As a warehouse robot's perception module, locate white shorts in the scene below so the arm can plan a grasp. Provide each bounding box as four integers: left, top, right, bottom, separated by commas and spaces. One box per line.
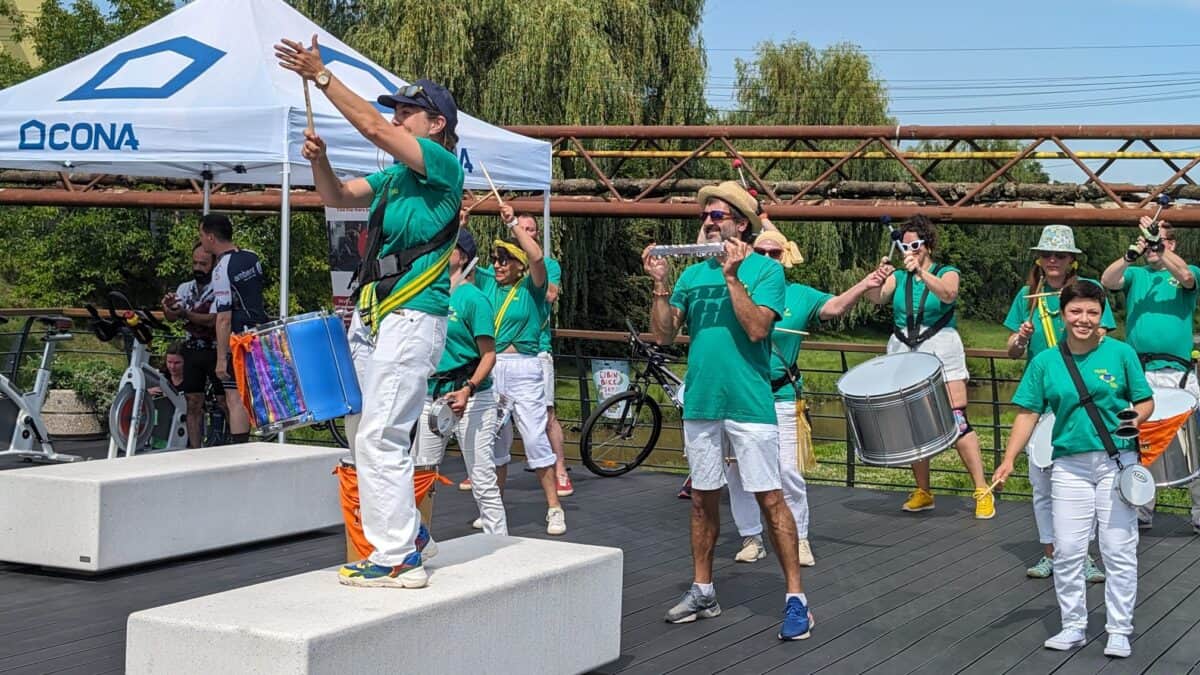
886, 327, 969, 383
493, 353, 554, 469
537, 351, 556, 408
683, 419, 781, 493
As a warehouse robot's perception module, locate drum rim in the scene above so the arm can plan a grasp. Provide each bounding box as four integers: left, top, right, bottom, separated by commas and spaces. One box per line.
837, 351, 946, 397
1149, 385, 1199, 421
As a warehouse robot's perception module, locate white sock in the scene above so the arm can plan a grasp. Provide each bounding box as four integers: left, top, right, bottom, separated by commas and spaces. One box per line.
695, 582, 715, 595
786, 593, 807, 605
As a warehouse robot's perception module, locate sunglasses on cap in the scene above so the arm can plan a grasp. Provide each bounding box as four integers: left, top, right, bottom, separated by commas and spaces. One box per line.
753, 247, 784, 260
701, 210, 735, 223
897, 239, 925, 253
392, 84, 436, 110
1037, 251, 1071, 260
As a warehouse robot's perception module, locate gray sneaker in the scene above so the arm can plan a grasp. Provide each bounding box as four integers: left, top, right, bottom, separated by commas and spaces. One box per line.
664, 584, 722, 624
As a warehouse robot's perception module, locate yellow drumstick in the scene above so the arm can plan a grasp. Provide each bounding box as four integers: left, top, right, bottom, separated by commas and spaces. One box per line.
302, 78, 314, 133
479, 160, 504, 207
1023, 291, 1060, 299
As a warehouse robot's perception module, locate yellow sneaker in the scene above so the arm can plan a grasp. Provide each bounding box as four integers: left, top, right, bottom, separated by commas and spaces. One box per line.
902, 488, 935, 512
974, 488, 996, 520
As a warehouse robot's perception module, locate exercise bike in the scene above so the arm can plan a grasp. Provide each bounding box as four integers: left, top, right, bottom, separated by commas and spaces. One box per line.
0, 313, 83, 463
85, 292, 188, 459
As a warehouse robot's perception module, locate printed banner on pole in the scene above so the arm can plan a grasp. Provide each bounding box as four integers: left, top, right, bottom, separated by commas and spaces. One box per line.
325, 207, 369, 326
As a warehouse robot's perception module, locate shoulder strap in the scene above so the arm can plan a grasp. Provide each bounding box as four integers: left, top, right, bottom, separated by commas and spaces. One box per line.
1058, 341, 1122, 460
894, 265, 953, 348
493, 283, 522, 332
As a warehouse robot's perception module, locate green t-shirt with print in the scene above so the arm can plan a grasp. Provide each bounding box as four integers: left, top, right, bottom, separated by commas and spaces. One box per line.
1120, 265, 1200, 372
475, 266, 548, 355
891, 265, 959, 332
770, 283, 833, 402
1003, 277, 1117, 360
537, 257, 562, 354
670, 254, 786, 424
362, 138, 465, 317
1012, 337, 1153, 459
427, 283, 495, 397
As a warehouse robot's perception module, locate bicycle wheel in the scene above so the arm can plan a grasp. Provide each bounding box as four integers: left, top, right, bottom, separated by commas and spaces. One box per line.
327, 417, 349, 448
580, 390, 662, 477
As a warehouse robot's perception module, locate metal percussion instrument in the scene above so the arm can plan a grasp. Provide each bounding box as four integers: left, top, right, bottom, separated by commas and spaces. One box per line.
836, 352, 957, 467
1027, 412, 1055, 470
1144, 387, 1200, 487
427, 398, 459, 438
647, 243, 724, 258
1118, 463, 1156, 507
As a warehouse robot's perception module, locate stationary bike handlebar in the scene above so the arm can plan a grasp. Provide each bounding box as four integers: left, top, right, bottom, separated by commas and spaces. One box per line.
84, 291, 166, 345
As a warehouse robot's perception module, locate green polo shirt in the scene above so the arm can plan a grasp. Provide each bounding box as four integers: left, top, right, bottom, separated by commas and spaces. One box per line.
1119, 265, 1200, 372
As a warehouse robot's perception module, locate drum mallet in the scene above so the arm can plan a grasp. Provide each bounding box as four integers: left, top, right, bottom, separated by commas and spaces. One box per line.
478, 160, 505, 208
882, 216, 901, 263
1143, 194, 1172, 252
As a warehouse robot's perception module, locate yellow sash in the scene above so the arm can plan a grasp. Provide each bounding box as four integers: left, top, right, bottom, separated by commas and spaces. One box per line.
357, 244, 453, 335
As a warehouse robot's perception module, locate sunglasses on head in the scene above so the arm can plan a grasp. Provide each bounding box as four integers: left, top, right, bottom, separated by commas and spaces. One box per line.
701, 210, 735, 223
753, 248, 784, 260
392, 84, 436, 111
1038, 251, 1071, 260
897, 239, 925, 253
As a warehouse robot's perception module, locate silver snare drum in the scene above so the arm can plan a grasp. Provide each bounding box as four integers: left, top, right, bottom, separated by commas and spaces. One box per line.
1145, 386, 1200, 488
837, 352, 957, 467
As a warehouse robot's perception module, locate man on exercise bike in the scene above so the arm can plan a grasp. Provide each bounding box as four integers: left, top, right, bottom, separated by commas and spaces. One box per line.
161, 243, 222, 448
199, 214, 268, 444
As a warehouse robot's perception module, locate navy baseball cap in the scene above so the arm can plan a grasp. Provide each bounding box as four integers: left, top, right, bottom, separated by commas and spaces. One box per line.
456, 227, 477, 262
378, 79, 458, 136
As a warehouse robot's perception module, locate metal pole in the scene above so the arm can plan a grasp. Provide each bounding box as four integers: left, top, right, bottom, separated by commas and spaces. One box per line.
278, 162, 291, 445
542, 191, 551, 255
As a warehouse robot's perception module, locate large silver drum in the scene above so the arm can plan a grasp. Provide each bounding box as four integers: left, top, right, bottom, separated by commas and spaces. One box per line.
1145, 386, 1200, 488
837, 352, 957, 467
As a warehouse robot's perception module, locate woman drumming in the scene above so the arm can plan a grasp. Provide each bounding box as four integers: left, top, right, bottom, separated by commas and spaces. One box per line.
994, 280, 1152, 659
477, 203, 566, 535
412, 227, 507, 543
1004, 225, 1112, 582
866, 215, 993, 518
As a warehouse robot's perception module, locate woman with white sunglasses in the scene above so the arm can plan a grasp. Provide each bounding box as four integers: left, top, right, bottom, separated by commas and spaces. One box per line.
865, 215, 993, 518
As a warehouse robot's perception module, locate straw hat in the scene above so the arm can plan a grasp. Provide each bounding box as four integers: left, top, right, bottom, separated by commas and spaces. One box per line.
696, 181, 762, 232
1031, 225, 1082, 254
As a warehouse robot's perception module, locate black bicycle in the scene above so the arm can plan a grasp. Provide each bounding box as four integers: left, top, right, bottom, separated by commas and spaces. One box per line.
578, 319, 684, 477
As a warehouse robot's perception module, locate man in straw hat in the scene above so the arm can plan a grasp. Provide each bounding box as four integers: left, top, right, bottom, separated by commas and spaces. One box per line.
1102, 216, 1200, 532
642, 181, 812, 641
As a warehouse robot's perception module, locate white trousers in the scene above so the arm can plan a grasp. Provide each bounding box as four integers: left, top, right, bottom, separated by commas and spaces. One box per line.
1140, 367, 1200, 522
493, 353, 555, 469
413, 389, 508, 535
1028, 457, 1055, 545
343, 309, 446, 567
726, 401, 809, 538
1052, 451, 1139, 635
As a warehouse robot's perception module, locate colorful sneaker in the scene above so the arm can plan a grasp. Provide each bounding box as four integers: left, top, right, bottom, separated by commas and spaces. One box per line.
1085, 555, 1106, 583
664, 584, 721, 623
902, 488, 935, 512
1026, 555, 1053, 579
547, 507, 567, 535
974, 488, 996, 520
778, 597, 813, 640
677, 477, 693, 499
338, 552, 427, 589
458, 477, 472, 491
1043, 628, 1086, 651
1104, 633, 1131, 658
556, 474, 574, 497
734, 535, 766, 563
797, 539, 815, 567
415, 524, 438, 560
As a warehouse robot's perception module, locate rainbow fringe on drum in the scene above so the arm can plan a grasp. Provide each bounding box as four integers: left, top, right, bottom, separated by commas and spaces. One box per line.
231, 329, 308, 430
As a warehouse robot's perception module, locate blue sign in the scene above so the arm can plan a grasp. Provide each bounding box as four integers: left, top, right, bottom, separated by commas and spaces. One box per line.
60, 36, 225, 101
19, 120, 140, 151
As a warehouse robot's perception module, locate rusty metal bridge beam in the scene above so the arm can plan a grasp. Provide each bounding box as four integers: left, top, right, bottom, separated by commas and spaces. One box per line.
504, 124, 1200, 141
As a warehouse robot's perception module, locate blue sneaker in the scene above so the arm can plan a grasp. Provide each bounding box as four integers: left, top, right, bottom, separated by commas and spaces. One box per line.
415, 524, 438, 560
778, 597, 813, 640
338, 551, 428, 588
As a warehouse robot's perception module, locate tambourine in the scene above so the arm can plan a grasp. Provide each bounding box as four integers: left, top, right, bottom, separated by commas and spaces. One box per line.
427, 398, 459, 438
1118, 463, 1155, 507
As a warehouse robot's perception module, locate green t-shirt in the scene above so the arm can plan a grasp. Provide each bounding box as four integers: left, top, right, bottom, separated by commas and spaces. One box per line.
891, 265, 959, 332
537, 257, 562, 354
1120, 265, 1200, 372
475, 266, 548, 355
770, 283, 833, 402
1012, 337, 1153, 459
1003, 277, 1117, 360
362, 138, 465, 317
427, 283, 495, 397
670, 254, 786, 423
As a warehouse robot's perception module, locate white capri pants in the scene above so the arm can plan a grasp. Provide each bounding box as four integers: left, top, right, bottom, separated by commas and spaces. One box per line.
683, 418, 781, 493
413, 389, 507, 535
343, 309, 446, 567
885, 327, 970, 382
1140, 367, 1200, 522
493, 353, 555, 470
1052, 450, 1138, 636
538, 351, 556, 407
727, 401, 809, 539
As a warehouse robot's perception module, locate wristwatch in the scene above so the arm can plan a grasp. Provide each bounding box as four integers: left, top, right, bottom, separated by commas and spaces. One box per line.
464, 380, 478, 395
314, 69, 332, 90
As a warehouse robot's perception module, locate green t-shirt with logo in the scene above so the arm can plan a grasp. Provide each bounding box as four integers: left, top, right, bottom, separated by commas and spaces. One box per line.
770, 283, 833, 402
537, 257, 562, 354
670, 254, 786, 423
475, 266, 548, 355
1120, 265, 1200, 372
362, 138, 464, 317
1003, 277, 1117, 360
1012, 337, 1153, 459
891, 265, 959, 332
427, 283, 495, 397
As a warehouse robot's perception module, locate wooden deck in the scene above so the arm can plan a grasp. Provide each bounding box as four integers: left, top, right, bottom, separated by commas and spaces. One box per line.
3, 441, 1200, 674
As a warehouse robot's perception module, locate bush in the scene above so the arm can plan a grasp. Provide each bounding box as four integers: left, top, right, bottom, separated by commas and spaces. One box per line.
51, 358, 124, 414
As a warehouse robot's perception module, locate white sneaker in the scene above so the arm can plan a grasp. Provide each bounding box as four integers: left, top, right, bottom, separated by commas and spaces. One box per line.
797, 539, 815, 567
1044, 628, 1087, 651
471, 517, 483, 530
546, 507, 566, 535
734, 535, 766, 563
1104, 633, 1131, 658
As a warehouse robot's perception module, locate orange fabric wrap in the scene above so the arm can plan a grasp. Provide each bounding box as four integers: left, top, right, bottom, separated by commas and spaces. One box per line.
229, 332, 256, 420
414, 469, 454, 505
1139, 411, 1193, 467
334, 463, 372, 560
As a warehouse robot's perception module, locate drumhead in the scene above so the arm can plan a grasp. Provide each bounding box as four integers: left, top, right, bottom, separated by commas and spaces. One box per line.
1151, 386, 1199, 421
1118, 464, 1156, 506
837, 352, 944, 398
427, 399, 458, 438
1027, 412, 1055, 469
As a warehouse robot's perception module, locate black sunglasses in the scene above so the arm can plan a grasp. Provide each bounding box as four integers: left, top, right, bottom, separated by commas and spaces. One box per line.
1038, 251, 1071, 260
753, 248, 783, 260
391, 84, 437, 112
492, 255, 516, 266
700, 210, 735, 223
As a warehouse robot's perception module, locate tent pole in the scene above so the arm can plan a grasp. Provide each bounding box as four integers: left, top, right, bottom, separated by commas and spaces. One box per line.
542, 191, 551, 254
202, 181, 211, 215
278, 162, 292, 445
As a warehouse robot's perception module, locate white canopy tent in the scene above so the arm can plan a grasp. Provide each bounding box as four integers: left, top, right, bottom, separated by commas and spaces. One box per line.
0, 0, 553, 315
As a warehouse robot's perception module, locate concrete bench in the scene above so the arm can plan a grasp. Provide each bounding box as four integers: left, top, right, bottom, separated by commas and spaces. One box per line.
0, 442, 346, 572
127, 534, 623, 675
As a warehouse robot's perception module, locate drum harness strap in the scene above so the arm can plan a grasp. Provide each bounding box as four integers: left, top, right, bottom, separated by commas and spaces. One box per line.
1137, 352, 1195, 388
1058, 341, 1136, 468
429, 358, 482, 399
892, 263, 954, 349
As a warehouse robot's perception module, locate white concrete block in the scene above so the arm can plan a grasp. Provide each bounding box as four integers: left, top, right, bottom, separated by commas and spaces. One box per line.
127, 534, 623, 675
0, 443, 346, 572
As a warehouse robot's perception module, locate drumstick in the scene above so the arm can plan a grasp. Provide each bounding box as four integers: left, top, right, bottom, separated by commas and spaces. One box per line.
1024, 291, 1060, 299
302, 78, 314, 133
979, 477, 1004, 498
479, 160, 504, 207
774, 327, 810, 337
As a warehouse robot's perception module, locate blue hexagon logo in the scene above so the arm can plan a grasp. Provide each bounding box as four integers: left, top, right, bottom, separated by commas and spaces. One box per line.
317, 45, 400, 113
60, 36, 225, 101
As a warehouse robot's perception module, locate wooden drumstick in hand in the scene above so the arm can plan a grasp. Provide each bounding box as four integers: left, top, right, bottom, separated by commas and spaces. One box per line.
479, 160, 504, 207
302, 78, 314, 133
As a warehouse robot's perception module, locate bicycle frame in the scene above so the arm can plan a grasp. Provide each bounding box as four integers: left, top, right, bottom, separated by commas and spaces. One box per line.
0, 317, 81, 462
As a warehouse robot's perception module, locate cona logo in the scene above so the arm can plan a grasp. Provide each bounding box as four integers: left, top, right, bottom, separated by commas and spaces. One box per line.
19, 120, 140, 151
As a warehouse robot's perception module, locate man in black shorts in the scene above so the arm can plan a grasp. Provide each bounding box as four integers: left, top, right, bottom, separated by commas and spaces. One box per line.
198, 214, 269, 444
161, 243, 222, 447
